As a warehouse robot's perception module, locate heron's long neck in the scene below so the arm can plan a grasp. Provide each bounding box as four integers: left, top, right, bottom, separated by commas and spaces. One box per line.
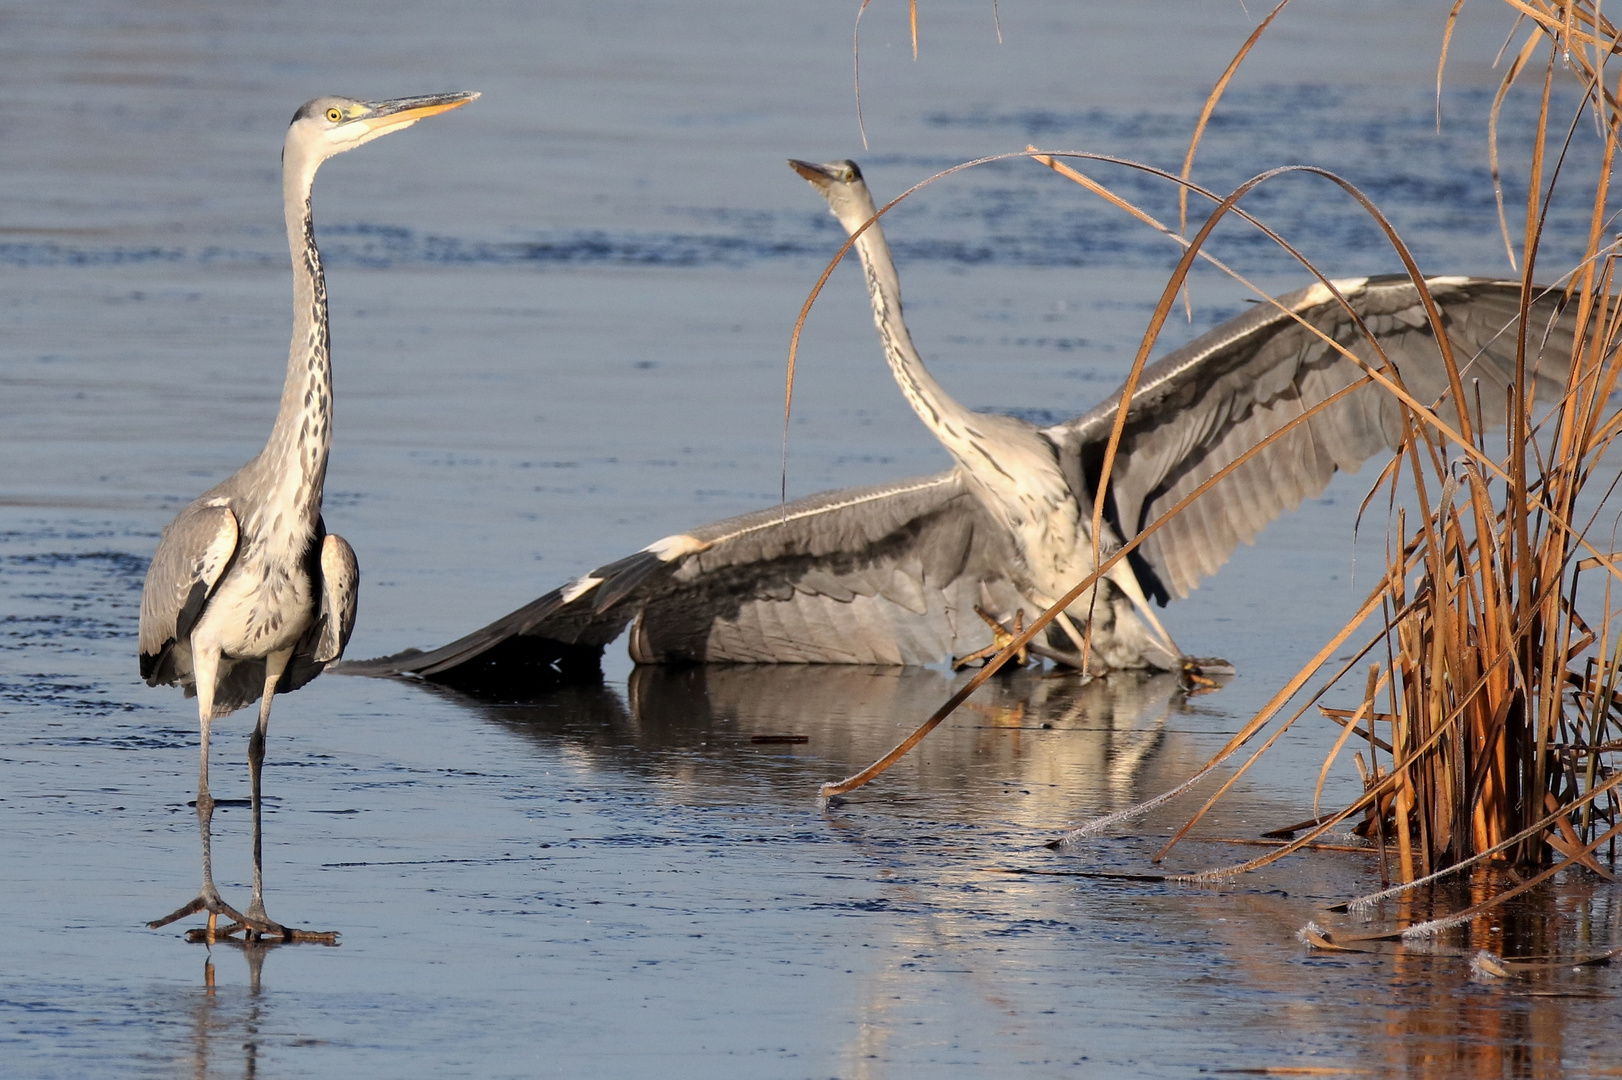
257, 160, 332, 534
849, 224, 979, 444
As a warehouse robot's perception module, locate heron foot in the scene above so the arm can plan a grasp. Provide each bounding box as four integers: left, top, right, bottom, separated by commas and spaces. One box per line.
149, 891, 337, 945
147, 885, 252, 942
186, 920, 339, 946
952, 607, 1032, 671
1180, 656, 1234, 694
194, 899, 339, 946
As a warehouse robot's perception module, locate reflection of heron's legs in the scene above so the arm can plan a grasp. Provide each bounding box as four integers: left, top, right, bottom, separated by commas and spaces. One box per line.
190, 939, 272, 1080
243, 939, 268, 994
191, 952, 218, 1080
149, 646, 252, 938
1103, 676, 1175, 800
242, 941, 267, 1076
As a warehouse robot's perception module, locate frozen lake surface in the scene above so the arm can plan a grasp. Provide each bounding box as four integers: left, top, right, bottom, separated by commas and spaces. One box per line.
3, 0, 1620, 1075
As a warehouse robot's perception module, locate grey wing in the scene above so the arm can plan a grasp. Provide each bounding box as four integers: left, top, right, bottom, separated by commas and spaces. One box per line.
283, 533, 360, 693
315, 534, 360, 663
338, 469, 1025, 690
138, 500, 240, 687
1047, 276, 1580, 602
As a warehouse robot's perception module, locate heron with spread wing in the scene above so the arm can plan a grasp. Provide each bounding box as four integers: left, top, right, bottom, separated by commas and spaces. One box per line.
140, 91, 476, 941
342, 159, 1577, 695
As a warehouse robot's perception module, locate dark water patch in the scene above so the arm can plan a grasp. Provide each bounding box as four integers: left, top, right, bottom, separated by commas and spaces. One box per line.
28, 726, 193, 751
0, 677, 144, 715
5, 551, 148, 578
0, 614, 132, 642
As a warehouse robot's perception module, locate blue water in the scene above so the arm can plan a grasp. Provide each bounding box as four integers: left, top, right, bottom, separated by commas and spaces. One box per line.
3, 1, 1619, 1076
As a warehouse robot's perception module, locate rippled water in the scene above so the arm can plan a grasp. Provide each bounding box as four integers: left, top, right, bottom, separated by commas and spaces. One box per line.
3, 1, 1620, 1076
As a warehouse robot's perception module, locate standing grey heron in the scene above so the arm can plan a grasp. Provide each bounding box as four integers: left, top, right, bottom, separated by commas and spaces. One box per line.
140, 91, 477, 941
341, 161, 1577, 694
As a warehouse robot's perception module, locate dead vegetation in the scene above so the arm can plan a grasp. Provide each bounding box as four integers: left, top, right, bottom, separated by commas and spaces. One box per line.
820, 0, 1622, 938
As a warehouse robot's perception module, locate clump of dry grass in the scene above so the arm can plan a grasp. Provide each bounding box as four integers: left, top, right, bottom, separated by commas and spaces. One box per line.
1128, 0, 1622, 900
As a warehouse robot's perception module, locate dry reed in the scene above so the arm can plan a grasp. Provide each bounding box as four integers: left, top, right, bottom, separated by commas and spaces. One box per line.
820, 2, 1622, 926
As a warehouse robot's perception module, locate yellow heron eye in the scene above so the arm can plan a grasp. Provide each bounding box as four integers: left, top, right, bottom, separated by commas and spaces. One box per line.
325, 107, 343, 123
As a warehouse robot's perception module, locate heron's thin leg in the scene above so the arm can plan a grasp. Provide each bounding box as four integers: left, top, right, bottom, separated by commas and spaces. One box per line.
148, 645, 251, 936
230, 652, 334, 944
242, 651, 291, 933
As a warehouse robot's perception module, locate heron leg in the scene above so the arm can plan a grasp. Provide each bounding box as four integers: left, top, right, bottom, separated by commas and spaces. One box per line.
235, 651, 337, 946
242, 652, 287, 933
149, 646, 251, 939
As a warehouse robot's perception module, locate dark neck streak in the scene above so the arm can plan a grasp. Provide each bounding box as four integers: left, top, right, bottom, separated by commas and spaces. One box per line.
254, 194, 331, 538
852, 226, 969, 440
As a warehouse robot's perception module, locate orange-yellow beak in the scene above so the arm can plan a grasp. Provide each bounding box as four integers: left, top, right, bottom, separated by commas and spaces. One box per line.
358, 91, 480, 135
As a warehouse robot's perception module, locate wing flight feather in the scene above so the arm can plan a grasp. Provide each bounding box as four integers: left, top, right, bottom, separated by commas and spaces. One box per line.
1047, 276, 1583, 603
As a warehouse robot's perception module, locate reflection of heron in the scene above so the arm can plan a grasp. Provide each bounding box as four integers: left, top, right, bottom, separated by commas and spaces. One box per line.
468, 664, 1191, 814
344, 160, 1575, 694
140, 92, 477, 940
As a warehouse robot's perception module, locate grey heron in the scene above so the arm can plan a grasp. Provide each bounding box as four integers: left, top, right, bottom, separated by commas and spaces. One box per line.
341, 162, 1577, 694
140, 91, 477, 941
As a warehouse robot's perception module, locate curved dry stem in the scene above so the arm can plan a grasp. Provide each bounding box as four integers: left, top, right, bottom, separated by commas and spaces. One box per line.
1438, 0, 1471, 131
1489, 29, 1543, 271
1177, 0, 1293, 238
853, 0, 875, 151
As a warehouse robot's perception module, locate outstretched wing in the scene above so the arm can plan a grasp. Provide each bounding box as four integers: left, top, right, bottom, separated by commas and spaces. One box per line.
1047, 276, 1582, 603
283, 532, 360, 694
138, 499, 240, 688
339, 470, 1027, 691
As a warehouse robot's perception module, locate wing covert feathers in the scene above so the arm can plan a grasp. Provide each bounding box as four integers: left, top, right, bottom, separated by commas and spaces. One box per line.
281, 533, 361, 693
314, 534, 360, 663
138, 502, 239, 685
339, 471, 1023, 687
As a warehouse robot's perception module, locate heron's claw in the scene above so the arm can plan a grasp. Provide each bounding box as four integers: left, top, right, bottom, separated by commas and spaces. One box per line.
185, 921, 339, 946
952, 607, 1031, 671
148, 886, 252, 942
152, 891, 337, 945
1179, 655, 1234, 694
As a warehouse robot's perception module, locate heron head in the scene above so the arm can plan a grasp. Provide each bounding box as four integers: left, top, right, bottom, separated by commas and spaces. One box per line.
789, 159, 879, 234
284, 91, 479, 173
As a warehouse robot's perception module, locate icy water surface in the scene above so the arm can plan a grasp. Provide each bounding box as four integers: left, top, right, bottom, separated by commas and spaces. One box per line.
4, 0, 1621, 1076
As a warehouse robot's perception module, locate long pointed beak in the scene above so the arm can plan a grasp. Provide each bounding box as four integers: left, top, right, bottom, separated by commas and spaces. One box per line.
789, 159, 839, 188
360, 91, 480, 135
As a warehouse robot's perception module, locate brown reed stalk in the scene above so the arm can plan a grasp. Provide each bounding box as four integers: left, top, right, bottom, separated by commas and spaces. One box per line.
1168, 1, 1622, 888
819, 5, 1622, 908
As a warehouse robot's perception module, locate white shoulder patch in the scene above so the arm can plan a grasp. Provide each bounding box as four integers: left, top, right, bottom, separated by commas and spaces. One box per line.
643, 533, 710, 562
198, 508, 240, 590
1425, 275, 1472, 287
560, 575, 603, 603
1293, 276, 1368, 311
